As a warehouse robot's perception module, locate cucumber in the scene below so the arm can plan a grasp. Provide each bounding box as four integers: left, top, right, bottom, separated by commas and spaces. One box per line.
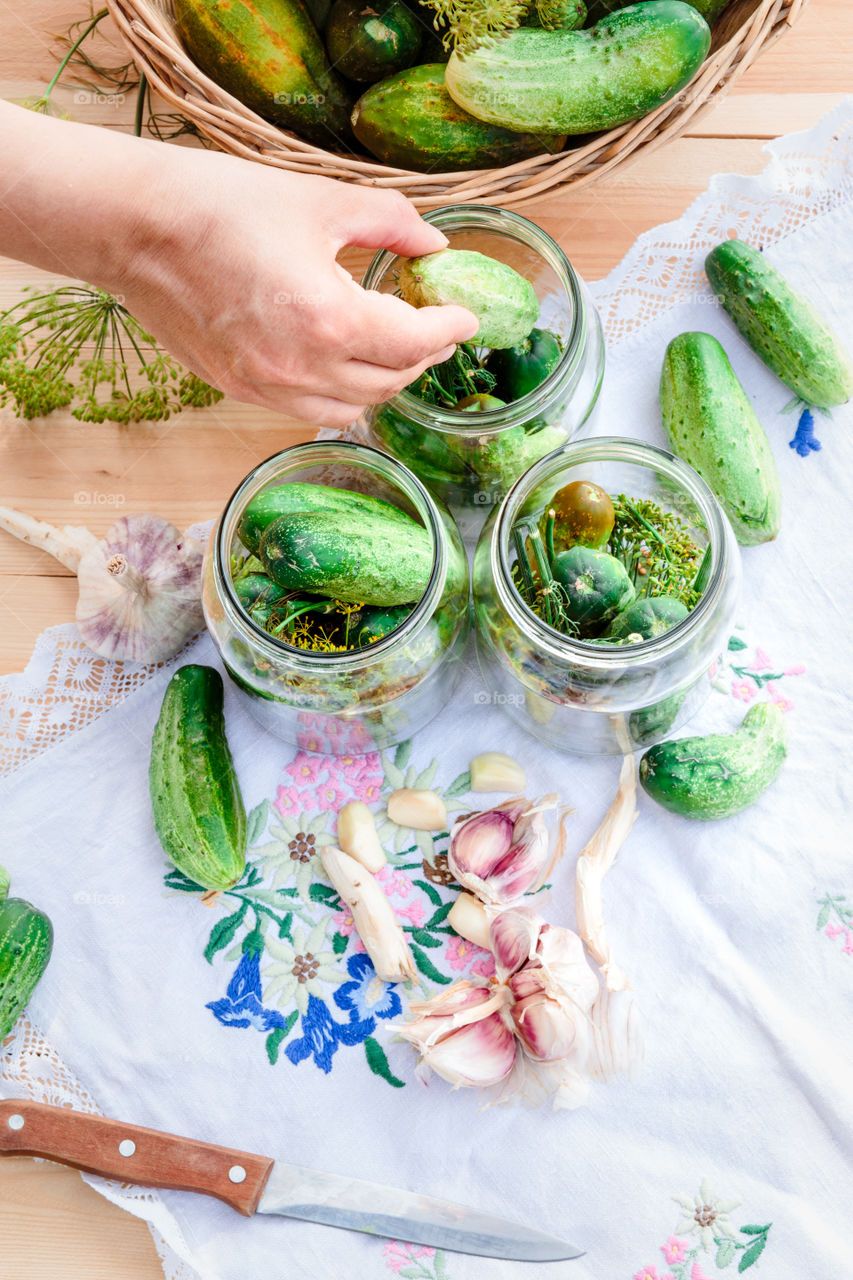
660, 331, 782, 546
606, 594, 688, 640
260, 510, 433, 605
356, 603, 413, 645
526, 0, 586, 28
445, 2, 711, 134
149, 665, 247, 891
325, 0, 421, 83
398, 249, 539, 349
238, 481, 413, 554
586, 0, 729, 24
639, 701, 788, 819
174, 0, 352, 148
551, 545, 635, 631
705, 238, 853, 410
0, 891, 53, 1041
352, 65, 566, 173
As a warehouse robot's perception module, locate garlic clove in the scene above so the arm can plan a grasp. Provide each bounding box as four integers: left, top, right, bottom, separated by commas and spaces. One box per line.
448, 809, 515, 879
534, 924, 600, 1013
447, 796, 559, 906
510, 975, 591, 1066
319, 845, 415, 984
470, 751, 527, 794
586, 986, 644, 1082
447, 892, 493, 951
489, 907, 543, 978
387, 788, 447, 831
398, 982, 517, 1089
336, 801, 386, 873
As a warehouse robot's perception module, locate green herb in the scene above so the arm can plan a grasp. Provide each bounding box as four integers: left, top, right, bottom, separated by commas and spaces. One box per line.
608, 495, 704, 609
0, 286, 222, 422
511, 521, 579, 636
419, 0, 527, 52
407, 342, 497, 407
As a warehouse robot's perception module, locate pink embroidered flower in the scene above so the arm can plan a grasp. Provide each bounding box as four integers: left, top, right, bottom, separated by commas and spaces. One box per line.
354, 773, 384, 804
825, 923, 844, 939
285, 752, 326, 786
316, 781, 347, 811
397, 900, 426, 927
708, 659, 719, 679
661, 1237, 688, 1264
842, 931, 853, 956
333, 905, 357, 937
297, 730, 328, 754
691, 1264, 714, 1280
766, 682, 794, 713
273, 785, 303, 818
382, 1241, 435, 1272
446, 934, 478, 971
376, 866, 411, 899
731, 677, 757, 702
633, 1266, 673, 1280
470, 953, 497, 978
784, 663, 806, 676
749, 646, 772, 672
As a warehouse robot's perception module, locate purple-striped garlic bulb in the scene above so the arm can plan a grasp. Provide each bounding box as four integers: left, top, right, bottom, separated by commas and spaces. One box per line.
447, 795, 560, 906
397, 982, 517, 1088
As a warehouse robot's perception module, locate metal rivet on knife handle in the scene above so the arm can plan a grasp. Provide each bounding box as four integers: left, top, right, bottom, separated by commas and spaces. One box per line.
0, 1099, 275, 1216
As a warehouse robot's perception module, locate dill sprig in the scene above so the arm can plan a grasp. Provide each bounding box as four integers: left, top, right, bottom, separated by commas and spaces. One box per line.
608, 495, 704, 609
419, 0, 528, 52
407, 342, 496, 407
0, 285, 222, 422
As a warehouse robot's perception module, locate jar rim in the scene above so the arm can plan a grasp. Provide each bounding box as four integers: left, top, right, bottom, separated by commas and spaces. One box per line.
213, 440, 448, 672
360, 204, 587, 437
491, 436, 732, 665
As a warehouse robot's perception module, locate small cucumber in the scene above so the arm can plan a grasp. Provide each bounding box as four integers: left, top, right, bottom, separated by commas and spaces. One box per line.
551, 545, 635, 631
660, 331, 782, 546
525, 0, 586, 28
586, 0, 729, 23
325, 0, 421, 83
149, 665, 247, 891
398, 249, 539, 350
238, 481, 413, 555
356, 603, 412, 645
260, 510, 433, 605
485, 328, 563, 401
705, 238, 853, 409
606, 594, 688, 640
639, 701, 788, 820
445, 2, 711, 135
0, 890, 53, 1041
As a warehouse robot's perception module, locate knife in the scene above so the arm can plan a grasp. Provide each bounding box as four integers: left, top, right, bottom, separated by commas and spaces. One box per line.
0, 1099, 583, 1262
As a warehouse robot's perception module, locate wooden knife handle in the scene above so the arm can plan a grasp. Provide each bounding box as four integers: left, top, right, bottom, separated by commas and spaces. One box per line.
0, 1099, 274, 1216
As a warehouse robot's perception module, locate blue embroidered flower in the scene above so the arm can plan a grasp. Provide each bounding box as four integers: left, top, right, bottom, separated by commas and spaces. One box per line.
206, 950, 289, 1034
334, 953, 402, 1028
284, 994, 366, 1073
789, 407, 822, 457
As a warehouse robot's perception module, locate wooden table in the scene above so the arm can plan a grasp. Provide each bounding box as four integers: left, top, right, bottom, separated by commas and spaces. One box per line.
0, 1, 849, 1273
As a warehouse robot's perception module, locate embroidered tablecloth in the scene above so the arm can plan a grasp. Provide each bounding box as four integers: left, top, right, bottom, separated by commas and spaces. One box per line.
2, 103, 853, 1280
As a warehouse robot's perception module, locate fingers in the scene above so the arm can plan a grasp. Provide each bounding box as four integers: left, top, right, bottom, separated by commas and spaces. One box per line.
347, 288, 479, 369
328, 187, 450, 258
337, 348, 457, 404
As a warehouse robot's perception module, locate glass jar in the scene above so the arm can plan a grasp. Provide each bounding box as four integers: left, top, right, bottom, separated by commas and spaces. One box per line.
358, 204, 605, 534
203, 441, 470, 755
473, 438, 741, 755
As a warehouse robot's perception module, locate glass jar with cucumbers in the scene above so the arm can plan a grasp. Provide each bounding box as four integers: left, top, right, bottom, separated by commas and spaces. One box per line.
202, 441, 470, 754
472, 437, 741, 755
359, 205, 605, 533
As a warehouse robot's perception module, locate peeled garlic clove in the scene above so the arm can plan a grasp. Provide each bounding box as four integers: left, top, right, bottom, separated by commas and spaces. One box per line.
447, 892, 493, 951
586, 987, 644, 1082
319, 846, 415, 984
490, 907, 543, 978
470, 752, 527, 794
387, 788, 447, 831
336, 801, 386, 873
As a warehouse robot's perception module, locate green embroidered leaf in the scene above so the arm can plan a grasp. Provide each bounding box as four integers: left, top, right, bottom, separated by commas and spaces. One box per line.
383, 758, 405, 790
426, 901, 455, 929
740, 1224, 770, 1235
245, 865, 264, 887
738, 1237, 767, 1271
413, 759, 438, 791
716, 1238, 737, 1268
278, 912, 293, 940
434, 1251, 448, 1279
413, 878, 443, 907
246, 799, 270, 847
817, 902, 831, 930
164, 869, 204, 892
394, 739, 412, 770
242, 923, 265, 957
309, 882, 340, 905
364, 1036, 405, 1087
332, 931, 348, 955
204, 902, 248, 963
728, 636, 748, 651
396, 1268, 424, 1279
445, 770, 471, 798
410, 943, 451, 984
409, 928, 442, 948
266, 1012, 299, 1064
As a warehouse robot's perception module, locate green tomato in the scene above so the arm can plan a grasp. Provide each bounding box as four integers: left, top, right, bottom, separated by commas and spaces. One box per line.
548, 479, 615, 551
484, 328, 563, 401
551, 545, 635, 631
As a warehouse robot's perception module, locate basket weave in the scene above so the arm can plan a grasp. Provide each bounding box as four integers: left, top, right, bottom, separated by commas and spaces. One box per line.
106, 0, 808, 209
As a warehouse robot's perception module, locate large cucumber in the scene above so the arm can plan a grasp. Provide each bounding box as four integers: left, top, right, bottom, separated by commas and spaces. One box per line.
660, 331, 782, 546
352, 64, 566, 173
149, 666, 247, 891
260, 510, 433, 604
639, 701, 788, 819
0, 884, 53, 1041
398, 249, 539, 349
445, 1, 710, 134
705, 238, 853, 410
174, 0, 352, 147
238, 481, 414, 555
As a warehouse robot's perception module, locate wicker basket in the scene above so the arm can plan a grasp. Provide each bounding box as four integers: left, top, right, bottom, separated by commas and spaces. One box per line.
106, 0, 808, 208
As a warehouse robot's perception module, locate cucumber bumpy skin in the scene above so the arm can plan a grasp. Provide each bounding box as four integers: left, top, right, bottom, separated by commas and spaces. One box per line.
660, 331, 782, 547
705, 238, 853, 410
445, 1, 711, 135
149, 665, 247, 891
238, 481, 414, 555
398, 249, 539, 350
639, 701, 788, 820
0, 895, 53, 1041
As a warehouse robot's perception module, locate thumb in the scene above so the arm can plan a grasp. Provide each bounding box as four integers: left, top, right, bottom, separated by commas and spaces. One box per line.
329, 188, 449, 258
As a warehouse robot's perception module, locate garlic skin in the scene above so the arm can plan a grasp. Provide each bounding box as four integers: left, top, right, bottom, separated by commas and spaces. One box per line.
397, 982, 517, 1089
448, 796, 560, 906
319, 845, 415, 984
0, 506, 204, 663
586, 987, 644, 1082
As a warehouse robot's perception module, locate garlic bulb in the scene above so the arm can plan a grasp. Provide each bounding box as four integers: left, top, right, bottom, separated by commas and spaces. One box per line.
319, 845, 415, 984
0, 506, 204, 663
447, 795, 562, 906
586, 987, 644, 1082
397, 982, 516, 1088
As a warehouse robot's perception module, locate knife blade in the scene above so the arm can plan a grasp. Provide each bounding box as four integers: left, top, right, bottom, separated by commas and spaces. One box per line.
0, 1099, 583, 1262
